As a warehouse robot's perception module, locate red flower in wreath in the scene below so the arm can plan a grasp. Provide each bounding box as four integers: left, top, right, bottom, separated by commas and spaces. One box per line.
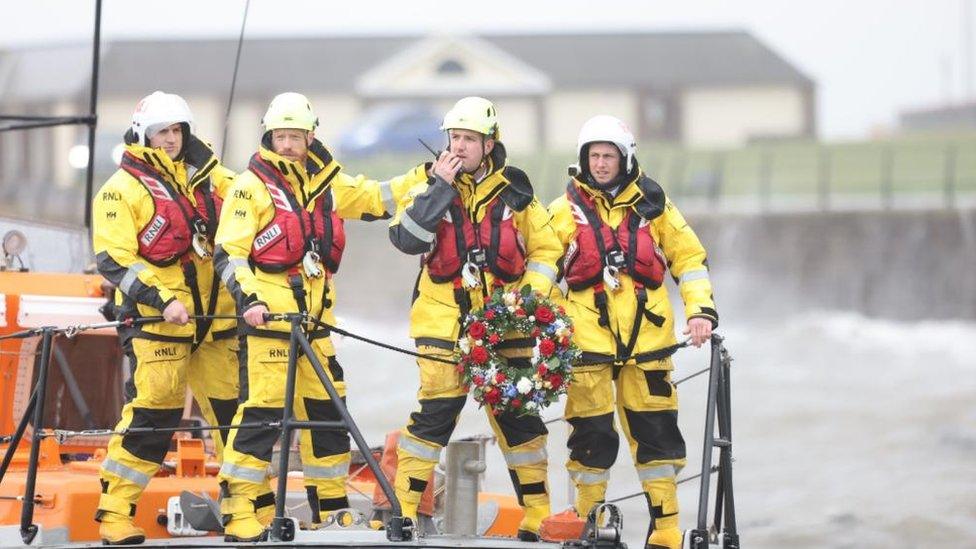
456, 286, 581, 417
470, 346, 489, 364
535, 305, 555, 324
539, 339, 556, 357
549, 374, 564, 389
468, 321, 487, 340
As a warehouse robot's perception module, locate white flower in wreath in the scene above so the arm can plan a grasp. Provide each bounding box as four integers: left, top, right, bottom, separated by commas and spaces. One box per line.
535, 380, 544, 390
486, 366, 498, 380
504, 293, 517, 307
531, 344, 541, 363
458, 337, 471, 354
525, 401, 538, 410
516, 377, 533, 395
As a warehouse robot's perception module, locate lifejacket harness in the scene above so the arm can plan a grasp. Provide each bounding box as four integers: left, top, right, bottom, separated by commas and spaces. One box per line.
244, 154, 343, 340
120, 152, 218, 347
565, 182, 667, 375
425, 189, 526, 324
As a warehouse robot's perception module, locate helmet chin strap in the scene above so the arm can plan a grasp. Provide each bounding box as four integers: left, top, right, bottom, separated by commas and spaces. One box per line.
585, 174, 624, 191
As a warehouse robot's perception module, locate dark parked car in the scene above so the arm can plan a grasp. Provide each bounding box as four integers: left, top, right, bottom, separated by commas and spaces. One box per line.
335, 104, 443, 158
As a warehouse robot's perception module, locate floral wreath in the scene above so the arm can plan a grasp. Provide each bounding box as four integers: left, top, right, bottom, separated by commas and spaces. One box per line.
456, 285, 580, 417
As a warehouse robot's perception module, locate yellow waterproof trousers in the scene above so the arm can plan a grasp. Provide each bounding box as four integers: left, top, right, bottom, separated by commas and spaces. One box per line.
186, 335, 240, 461
394, 342, 551, 534
96, 337, 192, 522
564, 358, 686, 544
218, 334, 350, 524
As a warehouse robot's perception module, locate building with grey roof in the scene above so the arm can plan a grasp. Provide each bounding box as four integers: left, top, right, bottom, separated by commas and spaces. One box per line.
0, 30, 815, 225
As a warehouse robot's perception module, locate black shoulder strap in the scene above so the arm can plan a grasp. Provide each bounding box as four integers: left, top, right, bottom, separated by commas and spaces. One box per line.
633, 175, 666, 220
318, 189, 335, 269
202, 179, 219, 239
499, 166, 534, 212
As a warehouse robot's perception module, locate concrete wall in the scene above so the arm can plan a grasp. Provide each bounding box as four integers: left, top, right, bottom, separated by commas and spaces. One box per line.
690, 208, 976, 321
3, 205, 971, 323
333, 208, 976, 324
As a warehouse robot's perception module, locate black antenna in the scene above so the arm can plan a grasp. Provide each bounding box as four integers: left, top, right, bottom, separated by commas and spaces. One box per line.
220, 0, 251, 159
418, 138, 441, 159
83, 0, 103, 232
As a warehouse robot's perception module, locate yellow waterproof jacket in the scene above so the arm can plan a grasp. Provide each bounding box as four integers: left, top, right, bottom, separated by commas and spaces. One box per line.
388, 144, 562, 344
93, 137, 235, 340
214, 137, 408, 355
548, 174, 717, 365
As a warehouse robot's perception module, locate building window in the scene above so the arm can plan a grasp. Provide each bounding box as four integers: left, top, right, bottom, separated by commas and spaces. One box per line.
437, 59, 465, 75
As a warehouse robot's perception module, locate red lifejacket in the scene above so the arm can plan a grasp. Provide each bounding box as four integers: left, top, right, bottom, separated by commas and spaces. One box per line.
120, 152, 196, 267
246, 154, 346, 274
426, 194, 526, 284
563, 182, 665, 291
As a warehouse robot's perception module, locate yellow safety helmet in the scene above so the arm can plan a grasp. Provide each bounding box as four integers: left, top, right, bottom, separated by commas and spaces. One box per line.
441, 96, 500, 140
262, 92, 318, 132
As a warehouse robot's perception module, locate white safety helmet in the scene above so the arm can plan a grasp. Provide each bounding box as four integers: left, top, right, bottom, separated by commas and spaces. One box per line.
130, 91, 194, 145
577, 115, 637, 174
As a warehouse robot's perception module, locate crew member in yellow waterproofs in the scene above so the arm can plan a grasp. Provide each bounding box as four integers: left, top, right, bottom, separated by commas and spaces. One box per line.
213, 92, 411, 542
548, 115, 717, 549
387, 97, 563, 540
92, 91, 238, 545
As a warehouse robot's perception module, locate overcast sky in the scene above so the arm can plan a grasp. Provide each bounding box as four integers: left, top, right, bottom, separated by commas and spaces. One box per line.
2, 0, 973, 140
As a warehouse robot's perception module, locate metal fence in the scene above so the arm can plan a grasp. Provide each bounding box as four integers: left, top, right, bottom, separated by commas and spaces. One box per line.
2, 132, 974, 228
343, 132, 976, 213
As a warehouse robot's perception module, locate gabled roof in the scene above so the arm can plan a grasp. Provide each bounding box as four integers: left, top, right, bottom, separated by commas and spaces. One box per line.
482, 30, 814, 89
98, 36, 418, 96
356, 35, 552, 98
0, 30, 813, 103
